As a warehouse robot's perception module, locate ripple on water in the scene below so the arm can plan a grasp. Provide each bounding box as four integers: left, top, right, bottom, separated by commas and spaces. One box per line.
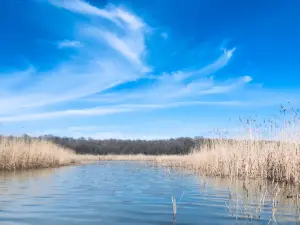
0, 162, 298, 225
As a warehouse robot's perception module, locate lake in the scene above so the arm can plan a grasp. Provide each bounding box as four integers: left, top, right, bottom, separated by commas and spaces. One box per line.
0, 161, 298, 225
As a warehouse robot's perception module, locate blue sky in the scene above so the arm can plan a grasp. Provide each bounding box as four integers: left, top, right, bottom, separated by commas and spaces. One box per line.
0, 0, 299, 139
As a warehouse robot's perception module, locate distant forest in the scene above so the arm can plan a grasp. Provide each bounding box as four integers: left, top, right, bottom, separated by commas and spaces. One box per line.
38, 135, 211, 155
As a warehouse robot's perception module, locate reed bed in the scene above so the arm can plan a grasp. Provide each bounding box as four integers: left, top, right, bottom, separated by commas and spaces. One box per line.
96, 139, 300, 184
0, 137, 98, 170
153, 141, 300, 184
188, 139, 300, 183
179, 106, 300, 184
98, 105, 300, 185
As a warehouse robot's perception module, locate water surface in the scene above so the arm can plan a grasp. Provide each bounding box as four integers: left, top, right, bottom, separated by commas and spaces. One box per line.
0, 162, 298, 224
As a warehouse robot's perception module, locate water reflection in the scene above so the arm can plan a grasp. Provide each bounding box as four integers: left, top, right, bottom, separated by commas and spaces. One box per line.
0, 162, 298, 224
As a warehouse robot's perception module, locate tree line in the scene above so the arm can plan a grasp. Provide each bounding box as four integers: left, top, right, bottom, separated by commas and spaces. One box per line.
40, 135, 213, 155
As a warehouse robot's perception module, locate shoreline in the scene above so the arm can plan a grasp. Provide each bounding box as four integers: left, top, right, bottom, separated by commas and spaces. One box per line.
2, 135, 300, 186
0, 137, 100, 171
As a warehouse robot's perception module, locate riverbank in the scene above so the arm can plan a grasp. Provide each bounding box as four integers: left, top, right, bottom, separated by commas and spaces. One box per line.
97, 138, 300, 184
2, 126, 300, 185
97, 109, 300, 184
3, 136, 300, 185
0, 137, 99, 170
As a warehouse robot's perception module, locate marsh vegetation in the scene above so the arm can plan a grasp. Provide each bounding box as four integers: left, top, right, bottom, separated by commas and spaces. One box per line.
2, 105, 300, 224
0, 136, 99, 170
2, 105, 300, 184
96, 105, 300, 185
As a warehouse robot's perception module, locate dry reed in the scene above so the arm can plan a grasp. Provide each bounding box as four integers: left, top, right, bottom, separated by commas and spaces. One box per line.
171, 195, 177, 219
187, 139, 300, 183
181, 106, 300, 184
97, 105, 300, 185
0, 137, 98, 170
96, 140, 300, 184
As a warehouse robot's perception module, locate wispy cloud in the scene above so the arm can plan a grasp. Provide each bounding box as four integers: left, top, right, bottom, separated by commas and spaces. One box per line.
49, 0, 148, 69
0, 60, 141, 113
0, 100, 241, 123
84, 48, 247, 103
57, 40, 83, 48
83, 26, 148, 70
0, 0, 242, 118
0, 0, 149, 114
48, 0, 115, 20
146, 47, 236, 82
48, 0, 144, 30
0, 0, 274, 139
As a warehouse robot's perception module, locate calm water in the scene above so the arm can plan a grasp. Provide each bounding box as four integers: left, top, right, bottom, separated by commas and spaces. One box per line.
0, 162, 298, 225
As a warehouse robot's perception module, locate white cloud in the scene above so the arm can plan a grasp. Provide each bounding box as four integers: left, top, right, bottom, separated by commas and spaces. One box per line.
48, 0, 115, 20
48, 0, 145, 30
0, 106, 130, 123
84, 27, 145, 67
0, 59, 142, 113
0, 1, 242, 116
243, 75, 253, 83
57, 40, 83, 48
0, 66, 35, 91
0, 0, 267, 140
224, 47, 236, 58
157, 47, 236, 82
84, 49, 245, 103
114, 7, 144, 30
0, 1, 149, 114
48, 0, 149, 71
0, 100, 241, 123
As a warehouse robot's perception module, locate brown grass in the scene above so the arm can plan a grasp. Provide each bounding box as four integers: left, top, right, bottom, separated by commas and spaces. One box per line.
94, 139, 300, 184
95, 140, 300, 184
3, 105, 299, 184
152, 139, 300, 184
97, 106, 300, 185
188, 139, 300, 183
181, 107, 300, 184
0, 137, 98, 170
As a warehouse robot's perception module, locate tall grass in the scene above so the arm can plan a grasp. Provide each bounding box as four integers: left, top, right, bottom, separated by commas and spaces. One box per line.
98, 105, 300, 184
186, 139, 300, 183
96, 141, 300, 184
186, 106, 300, 184
0, 137, 83, 170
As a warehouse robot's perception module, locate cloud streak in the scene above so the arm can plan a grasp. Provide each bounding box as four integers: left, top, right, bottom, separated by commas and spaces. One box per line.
0, 0, 268, 141
158, 47, 236, 82
48, 0, 144, 30
0, 0, 243, 119
0, 0, 149, 115
57, 40, 83, 48
0, 100, 242, 123
49, 0, 147, 69
84, 48, 248, 103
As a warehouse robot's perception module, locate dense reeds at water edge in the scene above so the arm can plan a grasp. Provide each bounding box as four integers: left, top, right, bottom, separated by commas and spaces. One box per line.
97, 138, 300, 184
3, 105, 300, 185
98, 106, 300, 185
157, 139, 300, 184
0, 136, 98, 170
